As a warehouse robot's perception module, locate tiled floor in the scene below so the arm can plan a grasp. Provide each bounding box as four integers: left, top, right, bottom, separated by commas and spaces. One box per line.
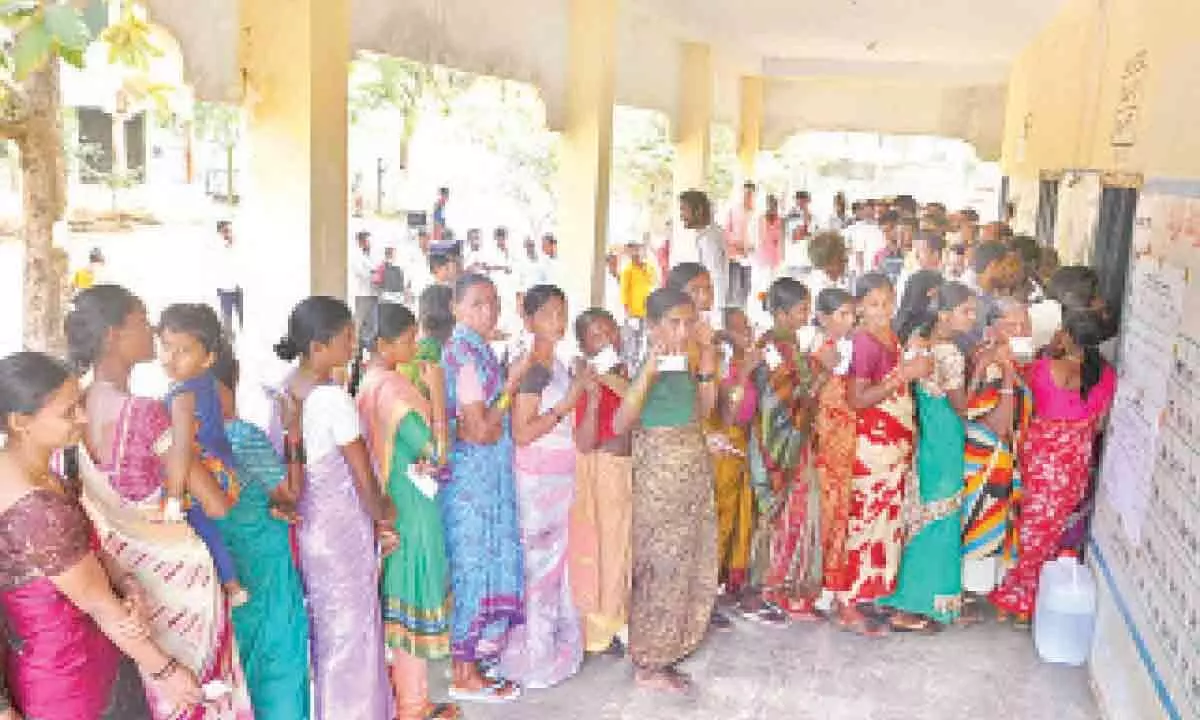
440, 618, 1101, 720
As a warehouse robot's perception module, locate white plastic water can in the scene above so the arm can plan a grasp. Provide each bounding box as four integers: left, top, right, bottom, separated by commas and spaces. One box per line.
1033, 554, 1097, 666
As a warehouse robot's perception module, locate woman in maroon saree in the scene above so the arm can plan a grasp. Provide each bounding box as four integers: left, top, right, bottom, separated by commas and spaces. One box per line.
0, 351, 202, 720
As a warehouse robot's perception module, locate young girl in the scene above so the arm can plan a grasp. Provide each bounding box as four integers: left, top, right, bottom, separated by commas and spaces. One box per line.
440, 274, 528, 702
756, 279, 824, 619
571, 308, 634, 656
500, 285, 590, 689
355, 304, 458, 720
707, 307, 760, 604
812, 288, 857, 614
211, 346, 311, 719
990, 308, 1116, 623
275, 296, 395, 720
879, 281, 977, 631
158, 303, 247, 607
840, 273, 931, 635
613, 287, 719, 693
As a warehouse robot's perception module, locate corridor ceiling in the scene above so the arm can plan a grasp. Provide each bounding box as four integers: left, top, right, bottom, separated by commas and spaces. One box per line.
146, 0, 1069, 156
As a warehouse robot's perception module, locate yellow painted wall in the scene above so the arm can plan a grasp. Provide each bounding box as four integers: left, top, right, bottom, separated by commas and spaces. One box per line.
1002, 0, 1200, 181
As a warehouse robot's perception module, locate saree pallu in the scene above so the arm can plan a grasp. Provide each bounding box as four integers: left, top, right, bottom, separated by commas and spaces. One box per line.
840, 386, 915, 604
76, 407, 252, 720
499, 440, 583, 688
961, 380, 1031, 593
629, 425, 718, 670
298, 449, 392, 720
569, 451, 632, 653
706, 422, 754, 592
879, 387, 965, 623
990, 418, 1097, 616
815, 373, 856, 594
441, 326, 525, 663
219, 420, 310, 720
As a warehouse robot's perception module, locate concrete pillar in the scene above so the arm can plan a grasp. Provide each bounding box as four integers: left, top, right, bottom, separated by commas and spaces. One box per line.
240, 0, 349, 333
672, 42, 713, 265
737, 76, 764, 182
556, 0, 618, 312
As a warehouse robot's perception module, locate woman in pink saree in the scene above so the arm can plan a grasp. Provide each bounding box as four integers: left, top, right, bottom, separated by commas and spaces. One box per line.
0, 351, 203, 720
66, 285, 254, 720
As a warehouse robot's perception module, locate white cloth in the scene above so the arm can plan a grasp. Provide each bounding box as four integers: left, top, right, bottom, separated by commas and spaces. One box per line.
349, 249, 375, 299
844, 221, 885, 274
303, 384, 361, 461
696, 224, 728, 312
214, 240, 240, 292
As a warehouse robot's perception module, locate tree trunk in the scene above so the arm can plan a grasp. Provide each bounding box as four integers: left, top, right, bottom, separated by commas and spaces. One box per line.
18, 63, 68, 355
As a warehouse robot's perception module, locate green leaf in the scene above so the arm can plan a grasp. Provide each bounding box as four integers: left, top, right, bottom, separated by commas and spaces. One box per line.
43, 3, 91, 53
60, 44, 86, 69
12, 18, 51, 79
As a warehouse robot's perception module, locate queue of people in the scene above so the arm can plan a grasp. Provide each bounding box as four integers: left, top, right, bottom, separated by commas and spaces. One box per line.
0, 187, 1117, 720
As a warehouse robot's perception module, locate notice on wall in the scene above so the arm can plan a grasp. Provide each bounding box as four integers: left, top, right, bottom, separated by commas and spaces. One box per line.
1093, 179, 1200, 720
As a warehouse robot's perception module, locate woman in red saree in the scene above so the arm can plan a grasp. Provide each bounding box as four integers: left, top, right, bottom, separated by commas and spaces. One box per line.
0, 351, 202, 720
990, 309, 1115, 621
66, 285, 254, 719
840, 273, 931, 635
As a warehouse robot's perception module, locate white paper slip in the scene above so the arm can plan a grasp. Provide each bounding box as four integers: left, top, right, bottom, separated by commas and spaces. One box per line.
657, 354, 688, 373
202, 680, 232, 701
763, 344, 783, 371
796, 325, 819, 353
407, 464, 440, 500
834, 338, 853, 376
591, 345, 621, 374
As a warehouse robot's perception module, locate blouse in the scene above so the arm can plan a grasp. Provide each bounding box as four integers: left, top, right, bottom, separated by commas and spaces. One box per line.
849, 330, 900, 384
1026, 356, 1116, 421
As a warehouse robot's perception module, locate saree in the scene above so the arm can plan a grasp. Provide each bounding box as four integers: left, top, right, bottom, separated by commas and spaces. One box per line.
218, 420, 310, 720
879, 382, 966, 624
990, 418, 1098, 616
961, 363, 1031, 594
841, 332, 915, 604
0, 489, 149, 720
569, 448, 632, 653
441, 325, 525, 663
756, 331, 818, 599
295, 388, 392, 720
629, 373, 718, 671
814, 343, 856, 595
499, 360, 583, 688
77, 397, 253, 720
707, 421, 754, 592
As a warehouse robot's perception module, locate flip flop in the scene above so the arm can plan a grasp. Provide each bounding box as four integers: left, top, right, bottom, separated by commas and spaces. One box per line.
422, 702, 462, 720
448, 680, 521, 705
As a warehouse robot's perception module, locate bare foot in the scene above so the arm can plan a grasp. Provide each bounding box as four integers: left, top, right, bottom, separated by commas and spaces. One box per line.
635, 667, 692, 694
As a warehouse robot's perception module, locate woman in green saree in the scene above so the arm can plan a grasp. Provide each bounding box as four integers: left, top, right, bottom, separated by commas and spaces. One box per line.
356, 304, 458, 720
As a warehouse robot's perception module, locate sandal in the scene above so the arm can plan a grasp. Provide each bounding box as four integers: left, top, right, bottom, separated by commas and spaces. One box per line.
448, 679, 521, 704
888, 613, 940, 634
421, 702, 462, 720
834, 606, 889, 638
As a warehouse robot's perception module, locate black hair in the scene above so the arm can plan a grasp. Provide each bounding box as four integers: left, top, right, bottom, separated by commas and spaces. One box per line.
88, 247, 104, 263
574, 307, 616, 344
646, 287, 693, 324
796, 190, 811, 201
211, 340, 238, 392
678, 190, 712, 223
159, 303, 224, 353
973, 241, 1010, 276
453, 272, 494, 303
429, 252, 456, 274
1063, 308, 1108, 400
216, 220, 231, 233
0, 351, 71, 433
816, 287, 854, 316
854, 272, 893, 300
522, 284, 566, 318
356, 230, 371, 243
494, 226, 508, 239
419, 285, 455, 344
274, 296, 352, 362
376, 304, 418, 343
765, 277, 810, 315
808, 231, 846, 270
880, 209, 901, 225
894, 270, 945, 342
665, 262, 708, 292
65, 284, 142, 373
1011, 235, 1040, 266
1047, 266, 1100, 312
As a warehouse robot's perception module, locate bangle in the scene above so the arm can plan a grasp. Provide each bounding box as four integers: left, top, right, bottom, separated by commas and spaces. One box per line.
283, 441, 306, 465
150, 657, 179, 681
695, 372, 716, 384
494, 392, 512, 411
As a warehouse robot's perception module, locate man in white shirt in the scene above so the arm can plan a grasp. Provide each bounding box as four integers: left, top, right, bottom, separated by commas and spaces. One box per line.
214, 220, 243, 337
843, 201, 885, 284
463, 228, 487, 274
895, 230, 945, 305
680, 189, 728, 313
349, 229, 378, 349
724, 181, 756, 308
